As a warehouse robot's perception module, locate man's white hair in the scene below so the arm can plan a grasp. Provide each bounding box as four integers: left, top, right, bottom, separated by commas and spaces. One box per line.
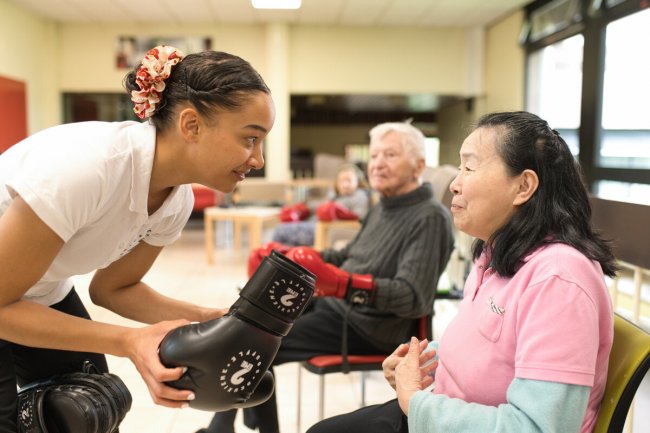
368, 121, 426, 162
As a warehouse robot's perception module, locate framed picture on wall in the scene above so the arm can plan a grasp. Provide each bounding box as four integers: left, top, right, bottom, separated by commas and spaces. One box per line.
115, 36, 212, 69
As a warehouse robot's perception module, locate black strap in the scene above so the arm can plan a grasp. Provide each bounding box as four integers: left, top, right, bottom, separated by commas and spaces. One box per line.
339, 303, 354, 374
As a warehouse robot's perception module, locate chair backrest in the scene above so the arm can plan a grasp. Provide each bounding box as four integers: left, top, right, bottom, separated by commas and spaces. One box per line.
313, 153, 346, 179
232, 179, 292, 206
593, 314, 650, 433
419, 312, 433, 340
422, 164, 459, 209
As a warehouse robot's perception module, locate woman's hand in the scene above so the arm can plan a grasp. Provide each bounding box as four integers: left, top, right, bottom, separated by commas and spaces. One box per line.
395, 337, 436, 415
199, 306, 229, 322
124, 319, 194, 408
383, 338, 437, 390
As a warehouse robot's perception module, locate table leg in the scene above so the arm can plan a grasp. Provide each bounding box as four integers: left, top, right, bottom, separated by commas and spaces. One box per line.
250, 220, 262, 250
233, 220, 242, 249
204, 213, 214, 264
314, 222, 326, 250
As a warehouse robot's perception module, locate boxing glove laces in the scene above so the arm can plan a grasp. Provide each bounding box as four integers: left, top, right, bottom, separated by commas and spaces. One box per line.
286, 246, 375, 305
158, 250, 315, 411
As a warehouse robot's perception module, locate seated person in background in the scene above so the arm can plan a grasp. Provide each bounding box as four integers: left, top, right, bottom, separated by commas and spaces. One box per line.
198, 121, 455, 433
306, 111, 618, 433
272, 163, 370, 246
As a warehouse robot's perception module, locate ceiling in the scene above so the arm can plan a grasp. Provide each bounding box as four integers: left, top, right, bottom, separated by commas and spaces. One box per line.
8, 0, 530, 27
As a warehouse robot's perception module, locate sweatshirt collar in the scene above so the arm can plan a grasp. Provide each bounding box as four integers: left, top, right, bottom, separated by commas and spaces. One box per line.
380, 182, 433, 209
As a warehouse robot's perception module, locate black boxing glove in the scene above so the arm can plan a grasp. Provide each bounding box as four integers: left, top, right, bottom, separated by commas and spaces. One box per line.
159, 250, 315, 411
17, 362, 132, 433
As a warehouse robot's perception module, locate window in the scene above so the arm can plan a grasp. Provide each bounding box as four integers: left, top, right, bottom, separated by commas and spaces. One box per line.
524, 0, 650, 206
595, 180, 650, 205
526, 34, 584, 155
424, 137, 440, 167
529, 0, 582, 42
599, 8, 650, 170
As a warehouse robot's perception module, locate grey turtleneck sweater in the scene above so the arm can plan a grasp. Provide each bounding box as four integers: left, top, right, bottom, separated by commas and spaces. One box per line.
321, 182, 454, 351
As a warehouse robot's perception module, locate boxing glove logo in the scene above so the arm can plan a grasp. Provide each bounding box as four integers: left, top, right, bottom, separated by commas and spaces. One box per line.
280, 289, 298, 307
230, 361, 253, 386
220, 350, 263, 393
269, 278, 309, 314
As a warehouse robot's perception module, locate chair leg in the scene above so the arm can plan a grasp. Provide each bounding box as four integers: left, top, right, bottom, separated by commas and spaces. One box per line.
361, 371, 367, 406
318, 374, 325, 420
296, 364, 302, 433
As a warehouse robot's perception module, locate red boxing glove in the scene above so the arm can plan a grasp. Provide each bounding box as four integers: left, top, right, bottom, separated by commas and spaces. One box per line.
285, 246, 375, 305
247, 241, 291, 277
280, 202, 310, 222
316, 202, 359, 222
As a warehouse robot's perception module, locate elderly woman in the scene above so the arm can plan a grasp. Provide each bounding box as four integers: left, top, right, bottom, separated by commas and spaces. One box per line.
306, 111, 617, 433
199, 121, 455, 433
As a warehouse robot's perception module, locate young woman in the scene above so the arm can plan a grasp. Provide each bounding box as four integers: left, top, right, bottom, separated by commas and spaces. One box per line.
0, 45, 274, 431
307, 111, 617, 433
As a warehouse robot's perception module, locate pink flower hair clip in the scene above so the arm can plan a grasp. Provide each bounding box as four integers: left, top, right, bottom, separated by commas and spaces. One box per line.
131, 45, 184, 119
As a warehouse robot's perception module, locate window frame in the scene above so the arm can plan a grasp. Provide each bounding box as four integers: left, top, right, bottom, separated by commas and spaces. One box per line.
522, 0, 650, 193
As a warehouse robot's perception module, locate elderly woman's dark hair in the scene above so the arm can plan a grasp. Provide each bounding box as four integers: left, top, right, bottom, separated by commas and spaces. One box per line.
124, 50, 270, 131
472, 111, 617, 278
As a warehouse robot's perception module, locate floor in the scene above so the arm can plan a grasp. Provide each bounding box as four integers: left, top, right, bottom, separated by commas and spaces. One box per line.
72, 218, 650, 433
72, 219, 460, 433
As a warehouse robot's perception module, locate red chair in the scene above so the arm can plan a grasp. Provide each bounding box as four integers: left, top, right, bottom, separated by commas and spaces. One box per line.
295, 313, 433, 431
191, 183, 223, 212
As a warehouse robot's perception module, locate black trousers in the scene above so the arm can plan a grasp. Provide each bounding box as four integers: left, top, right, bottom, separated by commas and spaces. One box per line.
0, 289, 108, 433
306, 399, 408, 433
204, 298, 392, 433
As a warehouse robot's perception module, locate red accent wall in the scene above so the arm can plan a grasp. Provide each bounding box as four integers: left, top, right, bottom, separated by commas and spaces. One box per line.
0, 75, 28, 153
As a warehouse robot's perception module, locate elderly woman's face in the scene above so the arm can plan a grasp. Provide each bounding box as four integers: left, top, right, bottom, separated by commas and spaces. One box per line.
367, 131, 421, 197
449, 127, 522, 241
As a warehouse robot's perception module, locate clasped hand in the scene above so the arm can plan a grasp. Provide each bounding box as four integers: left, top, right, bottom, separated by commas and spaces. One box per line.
383, 337, 438, 415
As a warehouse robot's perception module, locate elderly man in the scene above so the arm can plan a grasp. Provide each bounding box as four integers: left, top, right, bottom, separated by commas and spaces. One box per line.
198, 121, 455, 433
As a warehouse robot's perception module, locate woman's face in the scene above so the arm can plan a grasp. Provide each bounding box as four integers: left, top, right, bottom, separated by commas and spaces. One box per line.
194, 91, 275, 192
367, 131, 422, 197
449, 127, 522, 241
336, 170, 359, 196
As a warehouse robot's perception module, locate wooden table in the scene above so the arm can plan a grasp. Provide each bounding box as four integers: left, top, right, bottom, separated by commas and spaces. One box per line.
203, 206, 281, 264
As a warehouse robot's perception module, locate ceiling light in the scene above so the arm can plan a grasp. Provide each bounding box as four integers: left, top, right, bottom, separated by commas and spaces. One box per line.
252, 0, 301, 9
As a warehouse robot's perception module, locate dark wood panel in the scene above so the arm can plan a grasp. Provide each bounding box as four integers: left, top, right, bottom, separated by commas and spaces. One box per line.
590, 196, 650, 269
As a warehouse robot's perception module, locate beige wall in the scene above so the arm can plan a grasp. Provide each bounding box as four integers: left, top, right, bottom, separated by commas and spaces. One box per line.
1, 1, 526, 176
57, 23, 268, 93
436, 10, 525, 167
0, 0, 60, 133
289, 26, 470, 94
55, 23, 472, 95
483, 10, 525, 114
